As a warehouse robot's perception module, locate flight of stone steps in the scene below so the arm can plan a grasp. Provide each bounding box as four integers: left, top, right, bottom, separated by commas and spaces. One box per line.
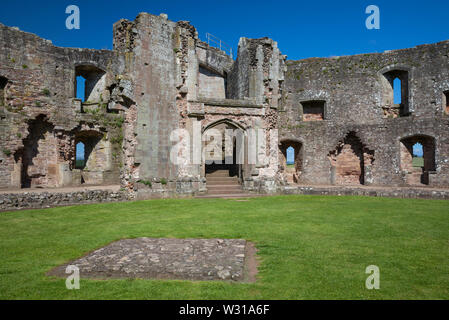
196, 166, 255, 199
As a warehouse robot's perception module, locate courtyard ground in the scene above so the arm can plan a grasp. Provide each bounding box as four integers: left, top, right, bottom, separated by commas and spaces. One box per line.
0, 195, 448, 299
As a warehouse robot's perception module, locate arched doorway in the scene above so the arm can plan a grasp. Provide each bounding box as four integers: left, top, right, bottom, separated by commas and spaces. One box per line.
400, 135, 435, 185
328, 132, 374, 185
279, 139, 303, 184
202, 120, 245, 179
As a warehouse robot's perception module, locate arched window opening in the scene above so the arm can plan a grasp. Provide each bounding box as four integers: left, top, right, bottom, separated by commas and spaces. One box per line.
75, 142, 85, 169
393, 77, 402, 105
381, 70, 409, 118
74, 65, 106, 103
74, 130, 110, 185
400, 135, 435, 185
279, 140, 303, 184
412, 143, 423, 168
75, 75, 86, 102
444, 90, 449, 115
286, 146, 295, 167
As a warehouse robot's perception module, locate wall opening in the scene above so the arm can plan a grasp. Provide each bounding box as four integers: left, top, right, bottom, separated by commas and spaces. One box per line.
75, 65, 106, 103
328, 132, 374, 185
0, 76, 8, 106
16, 115, 56, 188
444, 90, 449, 115
381, 70, 409, 118
279, 140, 303, 184
400, 135, 435, 185
412, 143, 423, 168
393, 78, 402, 104
301, 100, 325, 121
74, 130, 112, 185
203, 121, 244, 178
76, 76, 86, 101
75, 142, 85, 169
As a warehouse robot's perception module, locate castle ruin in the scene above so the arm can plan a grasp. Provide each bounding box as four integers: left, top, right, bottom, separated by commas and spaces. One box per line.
1, 12, 449, 206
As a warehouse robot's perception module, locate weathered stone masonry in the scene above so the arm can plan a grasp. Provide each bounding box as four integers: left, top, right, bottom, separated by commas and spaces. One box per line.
0, 12, 448, 206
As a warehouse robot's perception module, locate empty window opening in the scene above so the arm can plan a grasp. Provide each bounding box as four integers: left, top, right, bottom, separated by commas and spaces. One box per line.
328, 132, 374, 186
301, 100, 325, 121
381, 70, 409, 118
400, 135, 435, 185
444, 91, 449, 114
412, 143, 424, 168
279, 140, 303, 184
74, 130, 110, 185
76, 76, 86, 102
0, 76, 7, 106
393, 78, 402, 104
75, 65, 106, 103
75, 142, 85, 169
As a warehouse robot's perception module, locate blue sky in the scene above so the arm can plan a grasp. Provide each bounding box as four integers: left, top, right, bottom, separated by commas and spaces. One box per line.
0, 0, 448, 60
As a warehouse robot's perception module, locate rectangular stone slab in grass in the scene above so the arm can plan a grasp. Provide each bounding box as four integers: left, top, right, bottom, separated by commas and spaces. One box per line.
47, 238, 258, 282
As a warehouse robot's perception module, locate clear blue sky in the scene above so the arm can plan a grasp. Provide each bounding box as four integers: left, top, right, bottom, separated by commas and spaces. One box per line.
0, 0, 448, 60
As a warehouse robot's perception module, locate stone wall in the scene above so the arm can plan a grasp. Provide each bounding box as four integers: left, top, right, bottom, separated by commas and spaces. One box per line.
0, 22, 125, 190
0, 188, 128, 211
281, 41, 449, 187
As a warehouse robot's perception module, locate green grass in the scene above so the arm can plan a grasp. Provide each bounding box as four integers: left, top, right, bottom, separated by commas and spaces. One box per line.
413, 157, 424, 167
0, 195, 448, 300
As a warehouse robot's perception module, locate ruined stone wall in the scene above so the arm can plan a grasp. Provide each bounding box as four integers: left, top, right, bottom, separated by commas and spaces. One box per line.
281, 41, 449, 187
1, 12, 448, 201
0, 23, 125, 189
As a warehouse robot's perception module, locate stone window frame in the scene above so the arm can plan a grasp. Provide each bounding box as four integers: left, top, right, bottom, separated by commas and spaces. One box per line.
299, 99, 327, 121
378, 64, 414, 118
279, 138, 305, 181
399, 134, 437, 185
443, 90, 449, 115
0, 76, 8, 106
74, 63, 107, 104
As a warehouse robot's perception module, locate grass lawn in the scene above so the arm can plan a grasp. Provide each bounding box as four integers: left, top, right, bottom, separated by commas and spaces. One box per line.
0, 195, 448, 299
413, 157, 424, 167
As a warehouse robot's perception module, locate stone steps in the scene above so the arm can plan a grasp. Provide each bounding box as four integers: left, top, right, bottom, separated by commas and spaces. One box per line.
206, 177, 240, 184
202, 169, 254, 198
195, 193, 258, 199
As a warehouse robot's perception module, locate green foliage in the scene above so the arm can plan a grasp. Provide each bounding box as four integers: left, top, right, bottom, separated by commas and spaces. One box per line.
110, 134, 123, 145
413, 157, 424, 167
22, 64, 28, 69
2, 148, 11, 157
137, 179, 152, 187
75, 159, 85, 168
42, 88, 51, 97
160, 178, 167, 185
